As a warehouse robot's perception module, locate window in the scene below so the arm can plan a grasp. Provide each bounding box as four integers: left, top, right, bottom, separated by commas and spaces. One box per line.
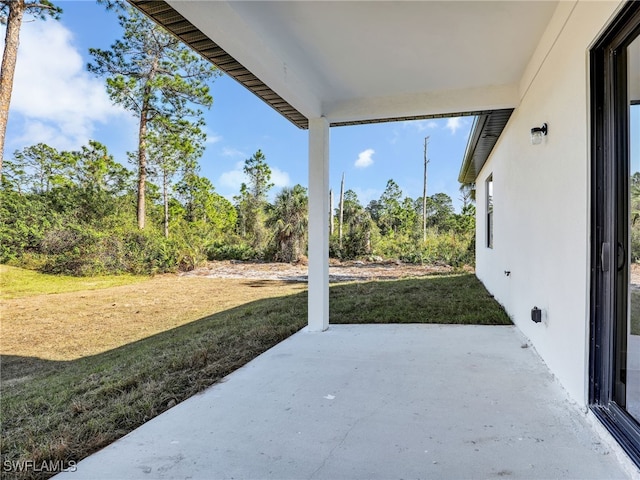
486, 174, 493, 248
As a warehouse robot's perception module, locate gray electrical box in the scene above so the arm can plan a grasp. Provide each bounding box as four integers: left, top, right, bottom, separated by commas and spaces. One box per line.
531, 307, 542, 323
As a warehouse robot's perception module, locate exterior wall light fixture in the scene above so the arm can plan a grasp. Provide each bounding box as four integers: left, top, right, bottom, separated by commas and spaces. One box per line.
530, 123, 548, 145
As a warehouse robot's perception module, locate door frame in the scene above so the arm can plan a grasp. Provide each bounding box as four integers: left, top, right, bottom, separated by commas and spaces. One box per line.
590, 1, 640, 467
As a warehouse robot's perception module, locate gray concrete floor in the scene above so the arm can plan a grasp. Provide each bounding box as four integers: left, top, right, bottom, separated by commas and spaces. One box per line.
56, 325, 632, 479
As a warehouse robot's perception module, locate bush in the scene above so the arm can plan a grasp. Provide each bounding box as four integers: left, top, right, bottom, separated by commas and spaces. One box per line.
632, 225, 640, 263
34, 224, 182, 276
39, 225, 105, 275
0, 190, 58, 263
329, 230, 374, 260
207, 241, 260, 261
329, 236, 343, 259
122, 230, 181, 274
373, 231, 475, 267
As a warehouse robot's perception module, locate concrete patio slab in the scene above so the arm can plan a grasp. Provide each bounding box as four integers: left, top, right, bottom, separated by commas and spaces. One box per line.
56, 325, 632, 479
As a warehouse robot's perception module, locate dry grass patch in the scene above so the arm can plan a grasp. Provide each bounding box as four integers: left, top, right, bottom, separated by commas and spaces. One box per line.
1, 275, 305, 379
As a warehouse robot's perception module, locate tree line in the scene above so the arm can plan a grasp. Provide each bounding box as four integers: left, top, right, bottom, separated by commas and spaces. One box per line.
1, 140, 475, 275
0, 2, 475, 276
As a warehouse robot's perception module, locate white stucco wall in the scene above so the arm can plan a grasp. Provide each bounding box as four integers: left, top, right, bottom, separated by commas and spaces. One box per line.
475, 0, 623, 405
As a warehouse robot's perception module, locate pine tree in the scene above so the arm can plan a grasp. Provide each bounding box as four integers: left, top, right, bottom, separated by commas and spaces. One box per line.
88, 5, 218, 229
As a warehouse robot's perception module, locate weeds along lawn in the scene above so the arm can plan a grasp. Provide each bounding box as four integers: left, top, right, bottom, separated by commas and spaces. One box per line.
1, 269, 509, 479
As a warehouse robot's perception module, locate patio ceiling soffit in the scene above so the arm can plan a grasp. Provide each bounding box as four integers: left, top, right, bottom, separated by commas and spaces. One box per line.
458, 108, 514, 185
129, 0, 310, 129
129, 0, 517, 133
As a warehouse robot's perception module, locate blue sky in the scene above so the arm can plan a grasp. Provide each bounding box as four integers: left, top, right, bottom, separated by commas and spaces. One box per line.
4, 1, 476, 212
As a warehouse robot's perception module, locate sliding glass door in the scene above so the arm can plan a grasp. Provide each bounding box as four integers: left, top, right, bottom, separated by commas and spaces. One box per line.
628, 37, 640, 425
591, 1, 640, 467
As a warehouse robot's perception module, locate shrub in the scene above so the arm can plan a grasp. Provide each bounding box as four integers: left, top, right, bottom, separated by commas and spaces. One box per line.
631, 226, 640, 263
374, 231, 475, 267
122, 230, 181, 274
34, 224, 182, 276
207, 242, 260, 261
0, 190, 58, 263
39, 225, 104, 275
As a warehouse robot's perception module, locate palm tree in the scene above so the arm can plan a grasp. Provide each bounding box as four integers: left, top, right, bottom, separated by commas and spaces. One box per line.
269, 185, 308, 263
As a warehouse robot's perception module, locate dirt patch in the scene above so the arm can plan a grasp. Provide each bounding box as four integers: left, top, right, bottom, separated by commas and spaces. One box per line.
182, 259, 468, 283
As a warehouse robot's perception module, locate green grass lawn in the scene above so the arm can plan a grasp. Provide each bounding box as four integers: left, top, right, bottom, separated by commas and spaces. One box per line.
0, 265, 146, 299
330, 274, 510, 325
1, 273, 509, 479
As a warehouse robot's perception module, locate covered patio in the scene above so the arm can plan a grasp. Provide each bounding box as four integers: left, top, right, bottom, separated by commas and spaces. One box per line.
62, 0, 637, 475
56, 325, 631, 479
129, 0, 566, 334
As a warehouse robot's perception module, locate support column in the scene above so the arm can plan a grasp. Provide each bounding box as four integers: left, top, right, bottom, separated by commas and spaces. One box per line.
308, 117, 330, 332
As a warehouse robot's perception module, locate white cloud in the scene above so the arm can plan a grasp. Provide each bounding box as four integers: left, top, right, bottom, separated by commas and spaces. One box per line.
219, 161, 246, 190
206, 132, 223, 144
218, 161, 290, 191
403, 119, 438, 132
4, 19, 129, 151
222, 147, 246, 157
270, 167, 290, 188
355, 148, 375, 168
12, 121, 61, 148
446, 118, 462, 135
